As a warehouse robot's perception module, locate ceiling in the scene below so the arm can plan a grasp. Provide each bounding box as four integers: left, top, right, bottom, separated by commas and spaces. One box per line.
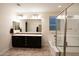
15, 3, 71, 13
0, 3, 72, 16
67, 4, 79, 13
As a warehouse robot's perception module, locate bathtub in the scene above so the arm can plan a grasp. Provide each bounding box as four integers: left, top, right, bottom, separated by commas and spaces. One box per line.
48, 41, 59, 56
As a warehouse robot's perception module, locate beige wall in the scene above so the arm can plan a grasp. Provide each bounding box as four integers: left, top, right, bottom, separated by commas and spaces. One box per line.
36, 12, 56, 46
0, 4, 16, 54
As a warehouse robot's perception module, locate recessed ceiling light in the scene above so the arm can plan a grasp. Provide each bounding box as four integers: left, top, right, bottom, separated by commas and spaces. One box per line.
58, 5, 62, 8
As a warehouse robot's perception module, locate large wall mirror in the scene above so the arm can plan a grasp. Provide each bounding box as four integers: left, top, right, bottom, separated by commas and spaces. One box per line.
13, 19, 42, 32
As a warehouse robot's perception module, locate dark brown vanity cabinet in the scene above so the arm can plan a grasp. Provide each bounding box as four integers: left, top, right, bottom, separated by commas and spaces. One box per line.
12, 36, 26, 47
12, 36, 41, 48
27, 36, 41, 48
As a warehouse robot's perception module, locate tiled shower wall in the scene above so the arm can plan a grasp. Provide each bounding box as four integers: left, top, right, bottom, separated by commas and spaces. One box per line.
67, 18, 79, 46
57, 17, 79, 46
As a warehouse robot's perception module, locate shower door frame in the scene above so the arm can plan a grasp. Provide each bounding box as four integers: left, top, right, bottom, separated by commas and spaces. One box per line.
56, 3, 73, 56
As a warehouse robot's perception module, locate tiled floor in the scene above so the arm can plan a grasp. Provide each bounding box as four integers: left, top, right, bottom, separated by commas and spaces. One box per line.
2, 46, 52, 56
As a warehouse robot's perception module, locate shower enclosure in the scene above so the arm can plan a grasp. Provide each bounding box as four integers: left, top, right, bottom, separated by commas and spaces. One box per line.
56, 3, 79, 56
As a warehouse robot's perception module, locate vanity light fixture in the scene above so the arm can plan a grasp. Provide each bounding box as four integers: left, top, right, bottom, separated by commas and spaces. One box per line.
31, 14, 38, 19
16, 14, 28, 20
31, 14, 42, 19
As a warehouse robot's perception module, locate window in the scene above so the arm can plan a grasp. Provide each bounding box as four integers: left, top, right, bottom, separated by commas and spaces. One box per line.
49, 16, 57, 31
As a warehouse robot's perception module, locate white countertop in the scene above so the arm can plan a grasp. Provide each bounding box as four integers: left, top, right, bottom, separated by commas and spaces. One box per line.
15, 32, 42, 34
13, 32, 42, 36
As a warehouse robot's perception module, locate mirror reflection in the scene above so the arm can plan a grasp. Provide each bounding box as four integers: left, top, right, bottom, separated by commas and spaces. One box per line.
13, 19, 42, 33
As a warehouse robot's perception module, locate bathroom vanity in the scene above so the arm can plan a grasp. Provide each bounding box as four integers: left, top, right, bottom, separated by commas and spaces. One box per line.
12, 32, 42, 48
12, 19, 42, 48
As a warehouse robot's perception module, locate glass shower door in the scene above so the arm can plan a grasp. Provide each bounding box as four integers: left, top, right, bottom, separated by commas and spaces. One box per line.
66, 4, 79, 56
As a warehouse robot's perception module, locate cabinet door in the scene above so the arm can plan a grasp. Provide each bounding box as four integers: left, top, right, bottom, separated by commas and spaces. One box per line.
27, 36, 41, 48
12, 36, 25, 47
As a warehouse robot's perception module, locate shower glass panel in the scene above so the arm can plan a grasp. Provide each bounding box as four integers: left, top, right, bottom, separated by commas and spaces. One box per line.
66, 4, 79, 56
56, 11, 66, 55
